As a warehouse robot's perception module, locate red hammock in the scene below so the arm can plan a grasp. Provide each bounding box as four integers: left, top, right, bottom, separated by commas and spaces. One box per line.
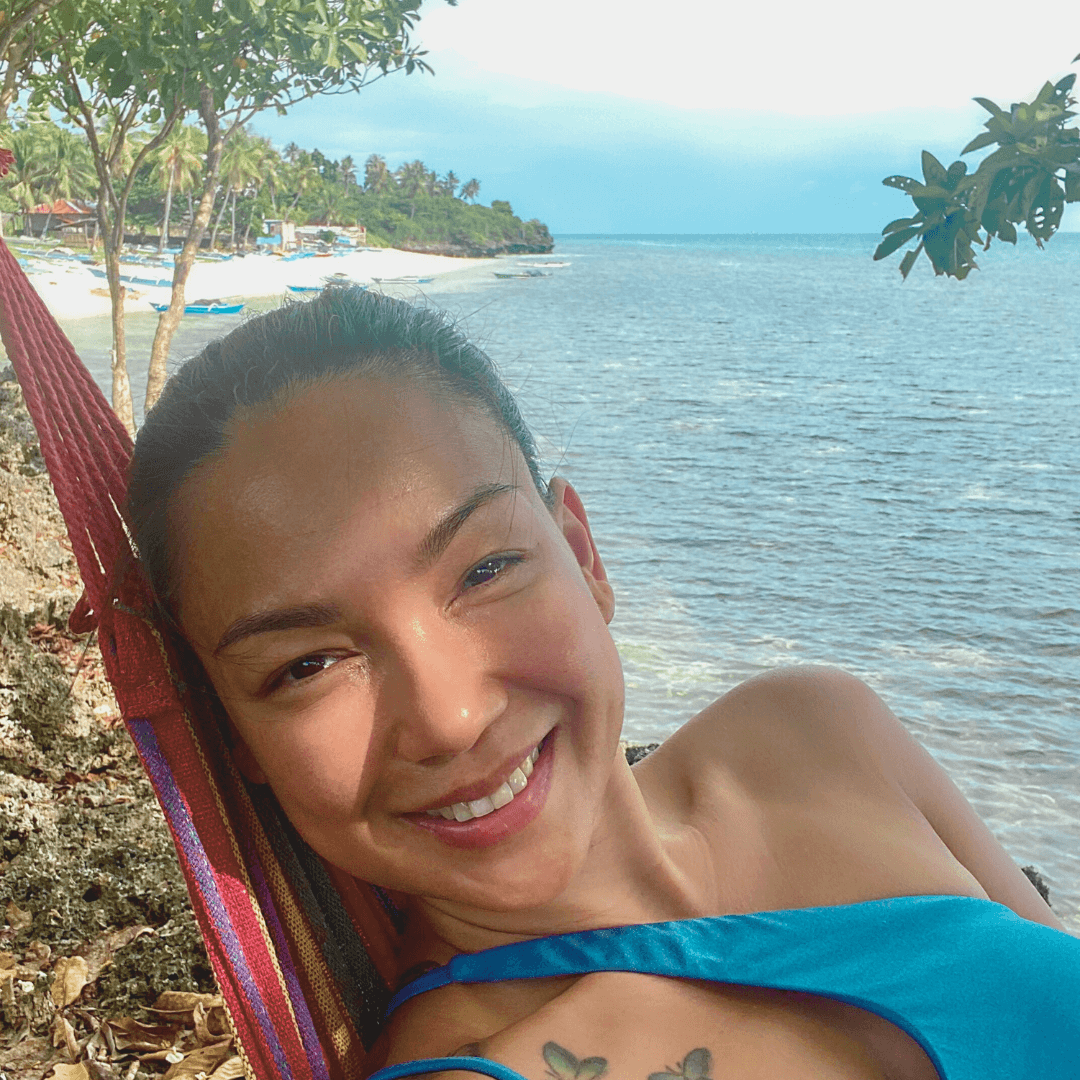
0, 229, 402, 1079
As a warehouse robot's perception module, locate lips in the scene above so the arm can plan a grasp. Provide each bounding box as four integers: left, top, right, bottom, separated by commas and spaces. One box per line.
406, 733, 555, 849
425, 743, 540, 822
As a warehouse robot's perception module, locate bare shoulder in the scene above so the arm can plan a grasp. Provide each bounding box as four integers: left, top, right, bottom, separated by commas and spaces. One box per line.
643, 665, 1065, 930
640, 666, 885, 794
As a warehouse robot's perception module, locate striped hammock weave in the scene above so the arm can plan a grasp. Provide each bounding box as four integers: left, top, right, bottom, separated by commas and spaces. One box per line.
0, 235, 402, 1080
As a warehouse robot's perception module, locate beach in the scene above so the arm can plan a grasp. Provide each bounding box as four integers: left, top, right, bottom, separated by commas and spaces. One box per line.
21, 245, 501, 321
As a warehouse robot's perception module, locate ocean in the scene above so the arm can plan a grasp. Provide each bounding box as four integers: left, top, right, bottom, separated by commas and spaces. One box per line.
61, 233, 1080, 930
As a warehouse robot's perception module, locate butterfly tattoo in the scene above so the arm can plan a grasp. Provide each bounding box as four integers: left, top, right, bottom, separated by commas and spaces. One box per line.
542, 1041, 609, 1079
648, 1047, 713, 1080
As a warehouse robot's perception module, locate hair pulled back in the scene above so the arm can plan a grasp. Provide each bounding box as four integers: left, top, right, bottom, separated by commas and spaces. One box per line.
126, 285, 547, 615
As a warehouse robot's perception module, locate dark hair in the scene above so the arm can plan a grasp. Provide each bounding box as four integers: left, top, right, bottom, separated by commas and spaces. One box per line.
126, 285, 548, 616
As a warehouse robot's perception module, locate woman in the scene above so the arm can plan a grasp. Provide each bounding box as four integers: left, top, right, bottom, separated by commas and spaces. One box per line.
127, 286, 1078, 1080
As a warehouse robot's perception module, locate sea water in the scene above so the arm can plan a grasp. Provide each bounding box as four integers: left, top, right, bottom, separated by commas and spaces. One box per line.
63, 234, 1080, 930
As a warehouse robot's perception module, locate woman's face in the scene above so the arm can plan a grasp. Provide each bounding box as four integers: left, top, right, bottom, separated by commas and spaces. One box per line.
173, 375, 624, 911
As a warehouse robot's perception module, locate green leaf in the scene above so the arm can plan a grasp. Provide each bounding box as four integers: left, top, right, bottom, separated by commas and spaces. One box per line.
899, 247, 919, 279
1033, 80, 1056, 107
973, 96, 1007, 119
873, 225, 920, 260
882, 215, 919, 234
961, 131, 998, 155
921, 150, 947, 185
882, 174, 919, 193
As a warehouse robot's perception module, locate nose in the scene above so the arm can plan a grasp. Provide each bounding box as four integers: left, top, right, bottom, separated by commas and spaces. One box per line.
383, 618, 508, 764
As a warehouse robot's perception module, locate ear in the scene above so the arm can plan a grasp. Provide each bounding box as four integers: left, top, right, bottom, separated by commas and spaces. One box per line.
549, 477, 615, 624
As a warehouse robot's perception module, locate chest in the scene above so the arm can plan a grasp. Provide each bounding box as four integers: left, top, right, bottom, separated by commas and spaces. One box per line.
384, 759, 983, 1080
443, 969, 944, 1080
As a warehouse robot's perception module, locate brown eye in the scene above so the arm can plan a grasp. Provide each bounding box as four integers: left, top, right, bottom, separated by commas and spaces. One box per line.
286, 655, 336, 683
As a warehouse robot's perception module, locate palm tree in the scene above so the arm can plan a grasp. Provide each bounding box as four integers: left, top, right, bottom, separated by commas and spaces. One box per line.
284, 151, 320, 223
441, 170, 459, 198
5, 127, 48, 228
364, 153, 391, 194
150, 123, 204, 252
340, 155, 357, 189
212, 128, 265, 250
460, 178, 481, 202
396, 159, 428, 219
35, 125, 95, 238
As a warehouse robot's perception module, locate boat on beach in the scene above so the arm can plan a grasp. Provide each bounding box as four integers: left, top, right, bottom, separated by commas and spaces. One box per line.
371, 275, 434, 285
150, 299, 244, 315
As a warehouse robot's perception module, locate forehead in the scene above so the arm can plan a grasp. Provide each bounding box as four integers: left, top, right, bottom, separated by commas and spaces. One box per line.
172, 376, 526, 636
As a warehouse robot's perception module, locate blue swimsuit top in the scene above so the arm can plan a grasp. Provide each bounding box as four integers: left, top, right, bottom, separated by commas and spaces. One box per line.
366, 894, 1080, 1080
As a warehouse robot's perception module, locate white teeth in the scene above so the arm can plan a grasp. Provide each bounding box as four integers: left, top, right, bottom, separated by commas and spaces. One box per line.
426, 742, 543, 821
467, 795, 496, 818
490, 782, 514, 809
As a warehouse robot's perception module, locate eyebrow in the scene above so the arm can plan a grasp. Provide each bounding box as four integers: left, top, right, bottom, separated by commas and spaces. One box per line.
413, 481, 518, 571
214, 602, 340, 656
213, 482, 518, 656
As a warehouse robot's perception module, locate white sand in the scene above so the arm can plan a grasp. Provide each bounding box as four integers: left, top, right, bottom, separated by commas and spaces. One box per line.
25, 248, 500, 321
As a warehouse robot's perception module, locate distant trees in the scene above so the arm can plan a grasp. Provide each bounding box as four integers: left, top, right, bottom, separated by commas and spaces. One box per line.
1, 0, 451, 430
876, 54, 1080, 280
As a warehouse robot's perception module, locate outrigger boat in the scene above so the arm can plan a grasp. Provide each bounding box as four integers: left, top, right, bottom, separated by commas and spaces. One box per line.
150, 299, 244, 315
494, 268, 551, 279
288, 275, 368, 293
371, 275, 434, 285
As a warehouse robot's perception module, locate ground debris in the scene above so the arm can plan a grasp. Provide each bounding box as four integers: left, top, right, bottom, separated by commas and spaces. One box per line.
0, 372, 219, 1080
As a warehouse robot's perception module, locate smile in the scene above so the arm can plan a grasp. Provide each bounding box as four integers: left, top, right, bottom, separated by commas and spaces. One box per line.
425, 743, 541, 822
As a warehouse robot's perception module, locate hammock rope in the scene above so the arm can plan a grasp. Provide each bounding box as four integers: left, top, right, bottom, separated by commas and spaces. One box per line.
0, 234, 399, 1080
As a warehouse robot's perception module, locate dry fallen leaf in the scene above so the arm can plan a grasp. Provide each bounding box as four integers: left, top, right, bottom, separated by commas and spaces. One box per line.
207, 1056, 245, 1080
160, 1042, 233, 1080
5, 900, 32, 931
47, 1064, 91, 1080
51, 1013, 80, 1059
107, 1016, 181, 1053
192, 1000, 231, 1046
152, 991, 223, 1015
50, 955, 90, 1007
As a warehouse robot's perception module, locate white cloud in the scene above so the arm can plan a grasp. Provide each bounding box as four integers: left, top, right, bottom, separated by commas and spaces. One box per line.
417, 0, 1080, 116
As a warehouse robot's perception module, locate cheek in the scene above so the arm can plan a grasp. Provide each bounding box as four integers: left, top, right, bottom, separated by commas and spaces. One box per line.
236, 695, 377, 827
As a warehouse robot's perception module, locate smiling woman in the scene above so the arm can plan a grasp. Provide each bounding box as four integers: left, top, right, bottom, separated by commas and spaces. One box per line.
123, 286, 1080, 1080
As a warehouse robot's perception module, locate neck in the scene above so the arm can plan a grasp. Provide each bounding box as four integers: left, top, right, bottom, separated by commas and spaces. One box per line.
404, 755, 714, 959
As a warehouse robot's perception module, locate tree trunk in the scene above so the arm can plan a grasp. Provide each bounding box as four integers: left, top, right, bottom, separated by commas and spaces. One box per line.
40, 211, 52, 239
229, 187, 237, 251
144, 87, 227, 411
209, 184, 228, 251
98, 202, 134, 435
158, 165, 175, 254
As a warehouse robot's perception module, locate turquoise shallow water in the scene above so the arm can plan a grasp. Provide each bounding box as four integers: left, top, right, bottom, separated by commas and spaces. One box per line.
62, 233, 1080, 929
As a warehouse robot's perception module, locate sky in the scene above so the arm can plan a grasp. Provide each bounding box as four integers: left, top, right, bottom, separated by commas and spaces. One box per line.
252, 1, 1080, 233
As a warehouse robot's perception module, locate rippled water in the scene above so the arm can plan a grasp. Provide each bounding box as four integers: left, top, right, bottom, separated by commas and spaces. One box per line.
64, 233, 1080, 929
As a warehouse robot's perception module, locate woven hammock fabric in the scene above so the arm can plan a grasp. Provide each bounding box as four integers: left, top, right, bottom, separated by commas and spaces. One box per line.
0, 237, 401, 1079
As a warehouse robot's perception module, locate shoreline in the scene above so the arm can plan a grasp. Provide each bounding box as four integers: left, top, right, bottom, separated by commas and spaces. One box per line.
22, 247, 502, 322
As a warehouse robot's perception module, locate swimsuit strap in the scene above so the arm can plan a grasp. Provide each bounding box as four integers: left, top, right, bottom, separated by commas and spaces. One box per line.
372, 894, 1080, 1080
367, 1058, 525, 1080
